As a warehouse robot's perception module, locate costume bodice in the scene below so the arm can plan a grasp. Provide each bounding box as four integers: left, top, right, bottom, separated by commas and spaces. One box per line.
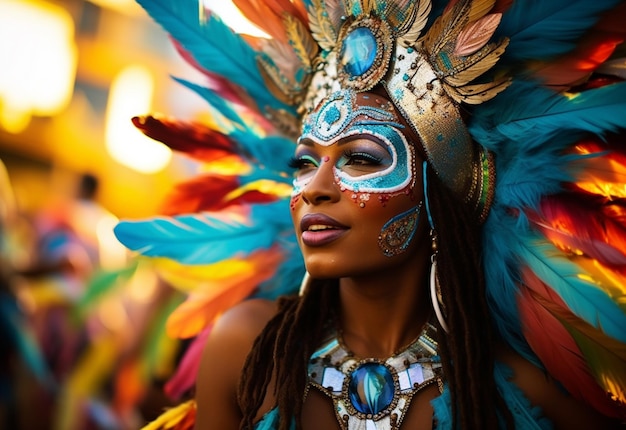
254, 328, 554, 430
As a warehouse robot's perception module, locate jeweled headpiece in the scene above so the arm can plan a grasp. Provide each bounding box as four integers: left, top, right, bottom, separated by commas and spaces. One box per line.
259, 0, 509, 221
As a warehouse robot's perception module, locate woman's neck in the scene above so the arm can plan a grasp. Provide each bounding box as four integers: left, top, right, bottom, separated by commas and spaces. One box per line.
337, 251, 431, 359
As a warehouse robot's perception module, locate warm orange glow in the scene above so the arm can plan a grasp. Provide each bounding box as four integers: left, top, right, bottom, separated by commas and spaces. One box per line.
203, 0, 269, 37
105, 65, 172, 174
0, 0, 77, 133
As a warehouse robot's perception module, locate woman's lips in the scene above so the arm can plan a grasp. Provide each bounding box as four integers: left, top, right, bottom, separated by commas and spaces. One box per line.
300, 213, 348, 246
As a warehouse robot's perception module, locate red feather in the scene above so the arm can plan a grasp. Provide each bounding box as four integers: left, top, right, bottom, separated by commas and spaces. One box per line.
132, 115, 241, 162
531, 3, 626, 88
519, 269, 625, 418
529, 194, 626, 268
160, 174, 280, 216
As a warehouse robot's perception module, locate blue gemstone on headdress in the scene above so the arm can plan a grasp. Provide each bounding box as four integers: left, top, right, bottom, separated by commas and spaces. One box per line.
341, 27, 377, 77
348, 362, 394, 415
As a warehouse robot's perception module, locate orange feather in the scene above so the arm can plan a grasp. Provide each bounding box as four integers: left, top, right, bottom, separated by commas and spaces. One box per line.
519, 269, 625, 418
165, 248, 283, 338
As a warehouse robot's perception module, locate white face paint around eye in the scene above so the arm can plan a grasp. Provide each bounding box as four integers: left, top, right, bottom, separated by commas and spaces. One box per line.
293, 89, 416, 196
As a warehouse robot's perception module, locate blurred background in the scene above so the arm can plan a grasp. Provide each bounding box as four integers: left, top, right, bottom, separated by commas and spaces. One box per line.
0, 0, 259, 428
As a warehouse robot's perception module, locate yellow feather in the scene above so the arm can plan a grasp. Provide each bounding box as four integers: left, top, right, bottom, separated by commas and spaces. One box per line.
152, 257, 257, 293
466, 0, 496, 23
573, 257, 626, 310
225, 179, 294, 201
284, 14, 319, 69
308, 0, 339, 51
141, 400, 196, 430
397, 0, 432, 46
444, 79, 510, 104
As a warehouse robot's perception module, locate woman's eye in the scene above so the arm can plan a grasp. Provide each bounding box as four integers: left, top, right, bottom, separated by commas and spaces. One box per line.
289, 155, 319, 178
342, 151, 384, 166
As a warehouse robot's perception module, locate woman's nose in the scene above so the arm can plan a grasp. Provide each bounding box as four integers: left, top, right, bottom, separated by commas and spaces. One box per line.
300, 158, 341, 205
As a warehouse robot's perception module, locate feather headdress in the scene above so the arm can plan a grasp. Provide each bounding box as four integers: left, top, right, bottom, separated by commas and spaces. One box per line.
113, 0, 626, 425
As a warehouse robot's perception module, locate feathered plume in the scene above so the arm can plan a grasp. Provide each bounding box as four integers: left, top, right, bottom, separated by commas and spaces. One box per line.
135, 0, 294, 115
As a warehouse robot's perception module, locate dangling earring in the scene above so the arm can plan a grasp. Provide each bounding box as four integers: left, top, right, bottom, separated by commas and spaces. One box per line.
429, 231, 449, 333
424, 161, 449, 333
299, 271, 311, 296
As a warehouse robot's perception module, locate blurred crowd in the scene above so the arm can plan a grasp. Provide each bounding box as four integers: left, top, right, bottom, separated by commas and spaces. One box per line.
0, 160, 186, 430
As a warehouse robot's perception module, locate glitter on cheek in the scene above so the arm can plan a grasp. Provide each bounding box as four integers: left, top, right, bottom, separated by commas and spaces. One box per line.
290, 193, 301, 211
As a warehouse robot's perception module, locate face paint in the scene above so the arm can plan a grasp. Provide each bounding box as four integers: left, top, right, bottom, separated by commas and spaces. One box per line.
293, 89, 416, 196
378, 202, 422, 257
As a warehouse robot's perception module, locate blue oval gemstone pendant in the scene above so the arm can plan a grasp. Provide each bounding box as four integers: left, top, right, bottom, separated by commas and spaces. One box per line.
348, 362, 395, 414
341, 27, 377, 77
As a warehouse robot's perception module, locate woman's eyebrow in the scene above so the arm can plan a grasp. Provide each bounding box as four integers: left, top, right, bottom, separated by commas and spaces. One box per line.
338, 134, 389, 150
296, 137, 315, 147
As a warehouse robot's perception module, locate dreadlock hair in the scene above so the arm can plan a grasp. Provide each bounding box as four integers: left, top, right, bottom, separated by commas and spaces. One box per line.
426, 163, 513, 430
238, 278, 339, 430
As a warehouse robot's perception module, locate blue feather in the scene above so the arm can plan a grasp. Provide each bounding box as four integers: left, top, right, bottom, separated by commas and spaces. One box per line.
256, 235, 305, 299
483, 206, 540, 367
471, 81, 626, 149
519, 236, 626, 344
114, 201, 294, 265
497, 0, 623, 61
174, 78, 297, 174
136, 0, 293, 114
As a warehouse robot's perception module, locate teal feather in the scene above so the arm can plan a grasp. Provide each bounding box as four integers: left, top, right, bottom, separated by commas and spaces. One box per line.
497, 0, 623, 61
0, 295, 54, 387
519, 235, 626, 343
470, 81, 626, 213
174, 78, 297, 174
74, 261, 139, 317
471, 81, 626, 149
113, 201, 293, 265
135, 0, 293, 114
483, 205, 540, 366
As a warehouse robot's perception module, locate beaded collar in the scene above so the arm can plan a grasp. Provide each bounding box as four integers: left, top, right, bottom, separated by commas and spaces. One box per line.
307, 322, 442, 429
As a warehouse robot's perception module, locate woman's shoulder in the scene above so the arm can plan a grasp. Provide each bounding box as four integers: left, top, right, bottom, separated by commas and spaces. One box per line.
194, 298, 279, 430
213, 298, 279, 338
200, 297, 278, 376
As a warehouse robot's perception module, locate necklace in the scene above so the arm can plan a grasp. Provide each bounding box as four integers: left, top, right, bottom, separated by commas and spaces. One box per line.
307, 322, 442, 430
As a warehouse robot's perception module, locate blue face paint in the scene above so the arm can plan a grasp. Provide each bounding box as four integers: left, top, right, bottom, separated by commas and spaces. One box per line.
293, 89, 416, 196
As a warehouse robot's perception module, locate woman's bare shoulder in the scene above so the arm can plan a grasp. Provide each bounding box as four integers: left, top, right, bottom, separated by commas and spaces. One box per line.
497, 344, 623, 430
194, 298, 278, 430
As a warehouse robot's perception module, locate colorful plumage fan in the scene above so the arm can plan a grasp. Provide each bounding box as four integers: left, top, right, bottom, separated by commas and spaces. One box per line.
113, 0, 626, 425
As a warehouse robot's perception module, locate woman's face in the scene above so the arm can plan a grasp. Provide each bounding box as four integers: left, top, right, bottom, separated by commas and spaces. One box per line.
290, 90, 427, 279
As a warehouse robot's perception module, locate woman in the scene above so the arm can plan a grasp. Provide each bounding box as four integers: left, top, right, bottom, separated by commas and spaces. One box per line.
193, 88, 622, 428
114, 0, 626, 428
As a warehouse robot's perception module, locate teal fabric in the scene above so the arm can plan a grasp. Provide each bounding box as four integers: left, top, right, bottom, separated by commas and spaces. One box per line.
254, 362, 552, 429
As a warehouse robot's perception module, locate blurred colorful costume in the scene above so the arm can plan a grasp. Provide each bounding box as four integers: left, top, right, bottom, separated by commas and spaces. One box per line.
114, 0, 626, 428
